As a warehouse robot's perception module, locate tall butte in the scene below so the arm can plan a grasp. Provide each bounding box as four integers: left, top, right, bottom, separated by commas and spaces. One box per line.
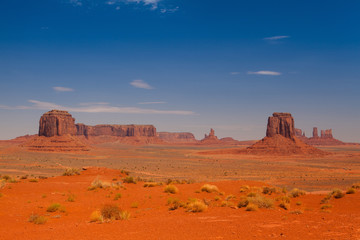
245, 112, 326, 155
24, 110, 89, 152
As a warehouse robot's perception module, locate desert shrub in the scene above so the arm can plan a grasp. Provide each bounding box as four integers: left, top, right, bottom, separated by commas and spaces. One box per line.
290, 210, 303, 215
225, 195, 236, 201
279, 201, 290, 210
29, 179, 38, 183
9, 178, 18, 183
123, 176, 136, 184
262, 186, 277, 195
167, 197, 185, 210
200, 184, 219, 193
164, 184, 178, 194
20, 175, 28, 180
296, 201, 302, 206
320, 193, 332, 204
289, 188, 306, 198
321, 204, 333, 210
143, 182, 161, 187
38, 176, 47, 180
239, 185, 250, 192
346, 188, 356, 194
119, 211, 130, 220
186, 199, 207, 212
2, 175, 10, 181
131, 202, 138, 208
88, 177, 110, 190
352, 183, 360, 189
28, 214, 47, 224
0, 180, 5, 189
67, 193, 75, 202
245, 203, 258, 211
238, 194, 273, 209
47, 203, 65, 213
101, 204, 121, 220
331, 189, 344, 199
90, 210, 103, 223
62, 168, 80, 176
120, 169, 130, 176
220, 201, 235, 208
276, 195, 291, 204
114, 193, 122, 200
237, 196, 249, 208
214, 196, 221, 201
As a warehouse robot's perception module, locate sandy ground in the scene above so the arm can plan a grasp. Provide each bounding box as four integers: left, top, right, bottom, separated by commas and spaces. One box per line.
0, 167, 360, 240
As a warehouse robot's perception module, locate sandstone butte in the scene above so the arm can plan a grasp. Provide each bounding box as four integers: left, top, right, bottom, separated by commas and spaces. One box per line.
295, 127, 356, 146
157, 132, 197, 143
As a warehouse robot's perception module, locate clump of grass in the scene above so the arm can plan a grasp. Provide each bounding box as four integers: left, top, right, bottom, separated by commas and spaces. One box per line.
239, 185, 250, 192
88, 177, 110, 190
262, 186, 277, 195
67, 193, 75, 202
62, 168, 80, 176
28, 214, 47, 224
119, 211, 130, 220
289, 188, 306, 198
120, 169, 130, 176
0, 193, 3, 198
200, 184, 219, 193
164, 184, 178, 194
220, 201, 235, 208
90, 210, 103, 223
279, 201, 290, 210
29, 179, 38, 183
238, 194, 274, 209
247, 192, 257, 197
99, 204, 130, 221
321, 204, 333, 210
42, 194, 47, 199
47, 203, 65, 213
225, 195, 236, 201
143, 182, 161, 187
346, 188, 356, 194
20, 175, 28, 180
331, 189, 344, 199
186, 199, 208, 212
167, 197, 185, 210
131, 202, 139, 208
2, 175, 11, 181
352, 183, 360, 189
123, 176, 136, 184
245, 203, 258, 211
114, 193, 122, 200
214, 196, 221, 201
0, 180, 5, 189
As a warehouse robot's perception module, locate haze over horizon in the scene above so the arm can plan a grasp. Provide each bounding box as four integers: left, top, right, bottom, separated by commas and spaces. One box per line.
0, 0, 359, 142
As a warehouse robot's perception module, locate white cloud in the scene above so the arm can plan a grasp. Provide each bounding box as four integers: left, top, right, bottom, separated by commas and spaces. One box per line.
263, 36, 290, 40
138, 101, 166, 104
53, 86, 74, 92
0, 100, 195, 115
160, 6, 179, 13
247, 71, 282, 76
230, 72, 240, 75
130, 80, 154, 90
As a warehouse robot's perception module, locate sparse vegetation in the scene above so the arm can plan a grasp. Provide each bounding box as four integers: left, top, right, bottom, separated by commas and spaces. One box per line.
28, 214, 47, 224
214, 196, 221, 201
290, 210, 303, 215
331, 189, 345, 199
98, 204, 130, 221
143, 182, 161, 187
289, 188, 306, 198
279, 201, 290, 210
262, 186, 277, 195
245, 203, 258, 211
352, 183, 360, 189
90, 210, 103, 223
114, 193, 122, 200
123, 176, 136, 184
20, 175, 28, 180
238, 194, 274, 209
29, 179, 38, 183
167, 197, 185, 210
67, 193, 75, 202
0, 180, 5, 189
88, 177, 111, 190
346, 188, 355, 194
220, 201, 235, 208
2, 175, 11, 181
62, 168, 80, 176
239, 185, 250, 192
321, 204, 333, 210
164, 184, 178, 194
47, 203, 65, 213
120, 169, 130, 176
186, 199, 207, 212
200, 184, 219, 193
131, 202, 139, 208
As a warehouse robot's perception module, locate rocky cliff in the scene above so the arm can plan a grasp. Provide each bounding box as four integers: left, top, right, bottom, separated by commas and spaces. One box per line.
76, 124, 156, 138
266, 113, 295, 140
38, 110, 77, 137
157, 132, 197, 143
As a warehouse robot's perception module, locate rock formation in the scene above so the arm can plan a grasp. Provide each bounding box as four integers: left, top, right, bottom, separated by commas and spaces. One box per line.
313, 127, 319, 138
200, 129, 220, 144
321, 129, 333, 139
157, 132, 197, 143
266, 113, 295, 140
76, 124, 156, 138
39, 110, 77, 137
295, 127, 347, 146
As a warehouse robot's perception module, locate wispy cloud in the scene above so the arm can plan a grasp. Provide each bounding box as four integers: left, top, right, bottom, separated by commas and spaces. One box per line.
160, 6, 179, 13
69, 0, 82, 6
53, 86, 74, 92
130, 80, 154, 90
247, 71, 282, 76
263, 35, 290, 41
230, 72, 240, 75
138, 101, 166, 105
0, 100, 195, 115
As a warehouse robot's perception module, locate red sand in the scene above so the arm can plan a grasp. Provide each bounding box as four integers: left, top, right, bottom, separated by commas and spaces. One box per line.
1, 167, 360, 240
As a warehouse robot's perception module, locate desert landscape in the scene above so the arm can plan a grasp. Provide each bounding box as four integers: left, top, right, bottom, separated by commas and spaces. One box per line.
1, 110, 360, 239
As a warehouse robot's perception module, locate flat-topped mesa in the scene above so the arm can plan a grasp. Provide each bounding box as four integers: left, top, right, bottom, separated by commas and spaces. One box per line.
76, 124, 157, 137
266, 112, 295, 140
157, 132, 197, 143
39, 110, 77, 137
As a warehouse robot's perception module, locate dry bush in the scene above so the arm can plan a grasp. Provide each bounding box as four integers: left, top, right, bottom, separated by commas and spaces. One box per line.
28, 214, 47, 224
120, 169, 130, 176
321, 204, 333, 210
62, 168, 80, 176
2, 175, 10, 181
220, 201, 235, 208
119, 211, 130, 220
262, 186, 277, 195
28, 179, 38, 183
47, 203, 65, 213
352, 183, 360, 189
0, 180, 5, 189
279, 201, 290, 210
186, 199, 208, 212
20, 175, 28, 180
123, 176, 136, 184
331, 189, 345, 199
239, 185, 250, 193
167, 197, 185, 210
200, 184, 219, 193
90, 210, 103, 223
225, 195, 236, 201
164, 184, 179, 194
131, 202, 139, 208
245, 203, 258, 211
88, 177, 111, 190
346, 188, 356, 194
143, 182, 161, 187
289, 188, 306, 198
214, 196, 221, 201
238, 194, 274, 209
67, 193, 76, 202
113, 193, 122, 200
296, 201, 302, 206
100, 204, 130, 221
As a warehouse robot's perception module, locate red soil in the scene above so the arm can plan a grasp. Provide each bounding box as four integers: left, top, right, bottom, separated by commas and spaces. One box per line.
1, 167, 359, 240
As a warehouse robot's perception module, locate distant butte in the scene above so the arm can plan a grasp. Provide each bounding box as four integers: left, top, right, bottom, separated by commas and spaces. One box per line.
295, 127, 356, 146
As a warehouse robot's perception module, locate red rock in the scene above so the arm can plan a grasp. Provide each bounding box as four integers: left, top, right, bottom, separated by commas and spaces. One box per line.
157, 132, 197, 143
200, 129, 220, 144
313, 127, 319, 138
76, 124, 156, 137
39, 110, 77, 137
266, 113, 295, 140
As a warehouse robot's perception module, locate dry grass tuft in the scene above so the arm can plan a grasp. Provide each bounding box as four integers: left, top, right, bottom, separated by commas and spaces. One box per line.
200, 184, 219, 193
167, 197, 185, 210
290, 210, 303, 215
90, 210, 103, 223
123, 176, 136, 184
28, 214, 47, 224
88, 177, 111, 190
164, 184, 179, 194
352, 183, 360, 189
186, 199, 208, 212
331, 189, 345, 199
98, 204, 130, 221
143, 182, 161, 187
67, 193, 76, 202
262, 186, 277, 195
28, 179, 38, 183
321, 204, 333, 210
289, 188, 306, 198
239, 185, 250, 192
62, 168, 80, 176
279, 201, 290, 210
245, 203, 258, 211
113, 193, 122, 200
238, 194, 274, 209
47, 203, 65, 213
346, 188, 356, 194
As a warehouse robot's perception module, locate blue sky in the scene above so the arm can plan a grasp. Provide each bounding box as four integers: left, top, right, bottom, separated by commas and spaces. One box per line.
0, 0, 359, 141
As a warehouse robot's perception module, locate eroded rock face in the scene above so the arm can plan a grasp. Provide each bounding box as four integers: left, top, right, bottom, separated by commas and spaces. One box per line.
39, 110, 77, 137
157, 132, 197, 143
313, 127, 319, 138
76, 124, 156, 137
266, 113, 295, 140
321, 129, 333, 139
